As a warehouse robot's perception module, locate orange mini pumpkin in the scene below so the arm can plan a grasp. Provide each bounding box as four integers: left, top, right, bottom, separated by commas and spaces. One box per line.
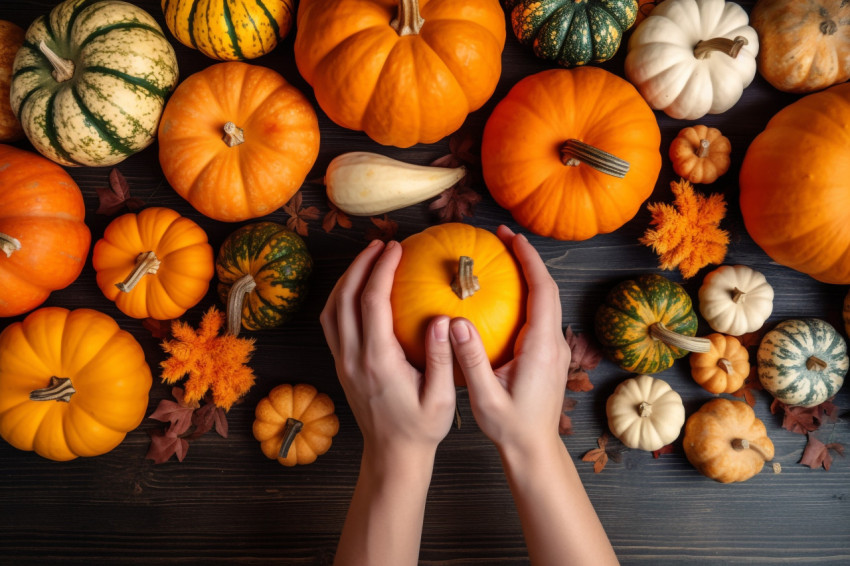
689, 333, 750, 394
481, 67, 662, 241
158, 62, 320, 222
92, 207, 214, 320
390, 223, 527, 386
669, 125, 731, 184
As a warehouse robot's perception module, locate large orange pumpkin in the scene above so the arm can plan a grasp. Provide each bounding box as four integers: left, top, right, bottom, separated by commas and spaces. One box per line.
740, 83, 850, 284
0, 144, 90, 317
158, 62, 320, 222
481, 67, 662, 241
390, 223, 526, 386
293, 0, 506, 148
0, 307, 152, 461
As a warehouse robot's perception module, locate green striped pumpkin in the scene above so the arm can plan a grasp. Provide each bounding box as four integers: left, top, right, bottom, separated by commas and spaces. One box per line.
505, 0, 638, 67
161, 0, 294, 61
757, 319, 848, 408
216, 222, 312, 333
10, 0, 178, 167
595, 274, 710, 374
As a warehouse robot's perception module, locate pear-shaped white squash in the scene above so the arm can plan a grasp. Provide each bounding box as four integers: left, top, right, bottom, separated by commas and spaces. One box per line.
606, 375, 685, 451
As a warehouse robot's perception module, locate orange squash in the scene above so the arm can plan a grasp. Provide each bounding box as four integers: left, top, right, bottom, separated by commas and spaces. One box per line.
390, 223, 526, 386
293, 0, 506, 148
689, 334, 750, 394
0, 21, 24, 142
481, 67, 662, 241
669, 125, 731, 184
0, 144, 90, 317
92, 207, 214, 320
158, 62, 320, 222
0, 307, 152, 461
740, 83, 850, 284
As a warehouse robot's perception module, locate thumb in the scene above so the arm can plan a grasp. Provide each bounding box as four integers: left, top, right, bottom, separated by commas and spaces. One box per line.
449, 318, 503, 401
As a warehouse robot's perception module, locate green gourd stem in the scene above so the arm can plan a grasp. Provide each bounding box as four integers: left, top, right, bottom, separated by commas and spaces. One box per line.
717, 358, 734, 374
451, 256, 480, 299
390, 0, 425, 36
731, 438, 772, 461
278, 417, 303, 459
29, 376, 76, 403
638, 401, 652, 418
806, 356, 828, 371
0, 232, 21, 258
116, 251, 160, 293
222, 122, 245, 147
649, 322, 711, 353
38, 40, 75, 82
697, 139, 711, 158
226, 273, 257, 337
694, 36, 748, 60
561, 139, 630, 179
731, 287, 746, 303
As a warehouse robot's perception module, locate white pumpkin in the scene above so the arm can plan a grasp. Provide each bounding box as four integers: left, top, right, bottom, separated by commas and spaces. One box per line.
624, 0, 759, 120
699, 265, 774, 336
606, 375, 685, 451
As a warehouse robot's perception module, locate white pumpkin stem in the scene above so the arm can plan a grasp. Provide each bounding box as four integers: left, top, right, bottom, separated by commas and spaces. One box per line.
649, 322, 711, 353
694, 36, 748, 60
226, 273, 257, 337
391, 0, 425, 36
29, 376, 76, 403
451, 256, 480, 299
0, 232, 22, 257
731, 287, 746, 303
697, 139, 711, 158
38, 40, 75, 82
820, 19, 837, 36
717, 358, 734, 374
806, 356, 828, 371
732, 438, 772, 462
116, 251, 160, 293
638, 401, 653, 418
278, 417, 303, 459
222, 122, 245, 147
561, 139, 630, 178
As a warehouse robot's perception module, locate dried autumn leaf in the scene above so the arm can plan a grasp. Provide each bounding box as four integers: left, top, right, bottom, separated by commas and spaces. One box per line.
283, 192, 320, 237
96, 168, 145, 215
323, 200, 352, 233
731, 365, 764, 408
143, 317, 173, 339
147, 396, 194, 437
652, 444, 675, 459
771, 398, 838, 435
365, 215, 398, 242
800, 433, 844, 471
146, 430, 189, 464
565, 326, 601, 392
429, 183, 481, 223
582, 433, 610, 473
559, 397, 578, 435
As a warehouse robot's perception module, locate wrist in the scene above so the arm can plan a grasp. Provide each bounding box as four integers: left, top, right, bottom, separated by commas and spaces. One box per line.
498, 434, 568, 481
360, 442, 438, 488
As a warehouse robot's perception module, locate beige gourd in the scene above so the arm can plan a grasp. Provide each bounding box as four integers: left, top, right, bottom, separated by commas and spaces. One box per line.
325, 152, 466, 216
606, 375, 685, 451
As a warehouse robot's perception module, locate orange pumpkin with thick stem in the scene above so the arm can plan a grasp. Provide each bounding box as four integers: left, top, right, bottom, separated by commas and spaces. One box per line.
293, 0, 506, 148
689, 333, 750, 394
670, 125, 731, 184
481, 67, 662, 241
0, 144, 90, 317
92, 207, 214, 320
158, 62, 320, 222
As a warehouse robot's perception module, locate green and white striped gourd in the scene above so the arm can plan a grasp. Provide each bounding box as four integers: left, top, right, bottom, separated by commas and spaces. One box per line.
11, 0, 179, 167
757, 318, 848, 407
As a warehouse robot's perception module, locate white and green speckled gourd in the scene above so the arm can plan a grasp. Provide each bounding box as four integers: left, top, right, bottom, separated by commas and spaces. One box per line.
10, 0, 178, 167
757, 318, 848, 407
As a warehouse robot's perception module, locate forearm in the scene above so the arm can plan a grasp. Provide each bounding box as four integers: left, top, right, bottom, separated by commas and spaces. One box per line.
500, 437, 619, 566
334, 445, 436, 566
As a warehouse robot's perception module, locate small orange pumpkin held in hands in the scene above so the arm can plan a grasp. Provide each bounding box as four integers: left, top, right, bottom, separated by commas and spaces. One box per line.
158, 62, 320, 222
669, 125, 731, 184
93, 207, 214, 320
390, 223, 527, 386
253, 384, 340, 467
689, 333, 750, 394
0, 144, 90, 317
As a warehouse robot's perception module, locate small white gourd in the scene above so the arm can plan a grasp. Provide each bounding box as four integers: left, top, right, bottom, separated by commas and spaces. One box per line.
699, 265, 773, 336
606, 375, 685, 451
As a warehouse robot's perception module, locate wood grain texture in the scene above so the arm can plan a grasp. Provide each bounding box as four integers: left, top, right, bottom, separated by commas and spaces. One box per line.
1, 1, 849, 564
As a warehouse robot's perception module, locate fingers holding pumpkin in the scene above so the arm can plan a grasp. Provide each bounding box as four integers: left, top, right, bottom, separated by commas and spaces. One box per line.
359, 240, 405, 362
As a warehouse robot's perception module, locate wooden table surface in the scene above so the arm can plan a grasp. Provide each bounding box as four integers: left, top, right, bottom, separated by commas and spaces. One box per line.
1, 1, 848, 564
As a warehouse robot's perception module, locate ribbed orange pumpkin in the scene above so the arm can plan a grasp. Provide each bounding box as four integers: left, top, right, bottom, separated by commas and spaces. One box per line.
293, 0, 506, 147
0, 144, 90, 317
158, 62, 320, 222
481, 67, 662, 241
740, 83, 850, 284
92, 207, 214, 320
390, 223, 526, 386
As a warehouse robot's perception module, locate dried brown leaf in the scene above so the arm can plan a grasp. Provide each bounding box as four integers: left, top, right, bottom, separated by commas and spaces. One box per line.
146, 430, 189, 464
652, 444, 675, 459
96, 168, 145, 215
283, 192, 320, 237
582, 433, 611, 473
800, 433, 844, 471
323, 201, 352, 233
143, 317, 173, 339
565, 326, 601, 392
429, 184, 481, 223
365, 215, 398, 242
559, 397, 578, 436
771, 398, 838, 435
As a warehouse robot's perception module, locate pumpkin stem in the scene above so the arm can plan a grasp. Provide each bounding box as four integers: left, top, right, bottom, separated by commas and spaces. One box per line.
222, 122, 245, 147
649, 322, 711, 353
697, 139, 711, 158
29, 376, 76, 403
717, 358, 734, 374
694, 36, 748, 60
806, 356, 828, 371
560, 139, 630, 179
116, 251, 161, 293
226, 273, 257, 337
731, 438, 772, 462
638, 401, 653, 418
390, 0, 425, 36
38, 40, 75, 82
451, 256, 480, 299
820, 19, 837, 35
278, 417, 303, 459
731, 287, 746, 303
0, 232, 22, 258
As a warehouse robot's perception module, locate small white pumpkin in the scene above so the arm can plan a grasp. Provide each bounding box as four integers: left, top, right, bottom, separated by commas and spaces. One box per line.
699, 265, 774, 336
758, 318, 848, 407
606, 375, 685, 451
325, 152, 466, 216
624, 0, 759, 120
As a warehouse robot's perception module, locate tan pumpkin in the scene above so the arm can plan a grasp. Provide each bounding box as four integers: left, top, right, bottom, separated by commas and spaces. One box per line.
669, 125, 731, 184
689, 333, 750, 394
